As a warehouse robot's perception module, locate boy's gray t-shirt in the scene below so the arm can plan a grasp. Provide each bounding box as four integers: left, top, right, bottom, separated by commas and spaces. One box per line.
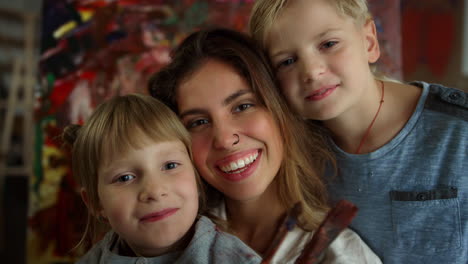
327, 82, 467, 264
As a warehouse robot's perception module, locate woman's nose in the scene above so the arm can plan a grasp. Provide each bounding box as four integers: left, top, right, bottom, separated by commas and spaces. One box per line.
212, 124, 239, 150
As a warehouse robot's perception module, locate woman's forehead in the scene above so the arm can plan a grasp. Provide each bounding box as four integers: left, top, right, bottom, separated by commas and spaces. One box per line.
177, 60, 251, 102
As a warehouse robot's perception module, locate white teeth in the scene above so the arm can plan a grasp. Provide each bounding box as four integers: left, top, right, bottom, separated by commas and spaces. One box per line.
230, 162, 239, 170
220, 152, 259, 173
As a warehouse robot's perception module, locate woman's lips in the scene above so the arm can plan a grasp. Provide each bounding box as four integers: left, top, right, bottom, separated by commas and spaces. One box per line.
306, 85, 337, 101
140, 208, 179, 223
216, 150, 262, 182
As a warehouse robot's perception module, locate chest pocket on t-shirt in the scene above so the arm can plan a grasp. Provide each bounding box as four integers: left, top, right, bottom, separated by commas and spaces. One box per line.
389, 186, 461, 252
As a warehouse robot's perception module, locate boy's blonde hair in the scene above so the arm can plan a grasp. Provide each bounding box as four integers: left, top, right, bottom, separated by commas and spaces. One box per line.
62, 94, 205, 249
249, 0, 371, 47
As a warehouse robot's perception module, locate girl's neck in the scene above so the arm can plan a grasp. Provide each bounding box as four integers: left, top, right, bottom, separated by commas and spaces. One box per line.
323, 80, 421, 154
224, 181, 286, 255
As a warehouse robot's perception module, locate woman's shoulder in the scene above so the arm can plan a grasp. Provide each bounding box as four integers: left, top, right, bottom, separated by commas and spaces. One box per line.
324, 228, 382, 264
270, 227, 381, 264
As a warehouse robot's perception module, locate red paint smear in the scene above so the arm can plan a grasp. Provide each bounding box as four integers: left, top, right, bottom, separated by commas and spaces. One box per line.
47, 71, 96, 115
402, 9, 455, 77
402, 9, 423, 76
426, 13, 454, 77
48, 78, 76, 114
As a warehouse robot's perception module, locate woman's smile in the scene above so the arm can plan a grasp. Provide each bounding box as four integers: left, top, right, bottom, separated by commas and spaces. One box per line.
217, 149, 259, 173
177, 59, 284, 201
216, 150, 261, 182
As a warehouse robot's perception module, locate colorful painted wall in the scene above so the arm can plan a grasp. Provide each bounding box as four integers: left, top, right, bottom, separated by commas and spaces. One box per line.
30, 1, 401, 263
401, 0, 468, 91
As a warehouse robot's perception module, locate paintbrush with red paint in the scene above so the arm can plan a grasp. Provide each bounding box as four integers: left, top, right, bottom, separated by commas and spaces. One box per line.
294, 200, 358, 264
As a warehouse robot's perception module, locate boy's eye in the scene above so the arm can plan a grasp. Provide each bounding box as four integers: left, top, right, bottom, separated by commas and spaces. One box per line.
187, 118, 209, 129
234, 103, 253, 112
322, 41, 338, 49
163, 162, 179, 170
117, 174, 135, 183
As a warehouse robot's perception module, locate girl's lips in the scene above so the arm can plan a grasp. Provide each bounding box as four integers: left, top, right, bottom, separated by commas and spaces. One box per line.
216, 150, 262, 182
140, 208, 178, 223
306, 85, 338, 101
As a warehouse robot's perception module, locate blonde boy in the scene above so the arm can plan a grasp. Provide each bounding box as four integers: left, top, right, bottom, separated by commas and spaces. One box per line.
250, 0, 468, 263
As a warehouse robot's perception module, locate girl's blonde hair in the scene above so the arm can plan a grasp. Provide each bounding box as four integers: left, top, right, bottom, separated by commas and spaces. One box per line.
149, 28, 336, 230
62, 94, 205, 249
249, 0, 371, 47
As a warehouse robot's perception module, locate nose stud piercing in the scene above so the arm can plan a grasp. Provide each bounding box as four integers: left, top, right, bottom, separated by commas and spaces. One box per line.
233, 133, 240, 145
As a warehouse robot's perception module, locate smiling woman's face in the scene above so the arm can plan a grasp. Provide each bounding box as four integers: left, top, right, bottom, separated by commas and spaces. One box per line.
176, 59, 284, 202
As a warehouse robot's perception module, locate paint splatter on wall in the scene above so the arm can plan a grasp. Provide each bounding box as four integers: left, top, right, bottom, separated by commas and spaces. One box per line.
31, 1, 400, 263
401, 0, 458, 79
32, 1, 254, 263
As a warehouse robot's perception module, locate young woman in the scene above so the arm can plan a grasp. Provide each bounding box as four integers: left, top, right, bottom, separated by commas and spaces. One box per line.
149, 28, 381, 263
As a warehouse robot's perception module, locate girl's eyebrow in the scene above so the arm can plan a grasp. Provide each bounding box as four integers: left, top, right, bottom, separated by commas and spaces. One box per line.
179, 89, 251, 119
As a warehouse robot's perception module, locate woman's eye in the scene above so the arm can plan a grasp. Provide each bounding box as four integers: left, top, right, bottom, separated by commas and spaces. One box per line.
117, 174, 135, 183
234, 103, 253, 112
322, 41, 338, 49
163, 162, 179, 170
187, 118, 209, 129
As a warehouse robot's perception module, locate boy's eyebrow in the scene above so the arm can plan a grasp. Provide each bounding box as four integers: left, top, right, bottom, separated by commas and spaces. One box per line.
179, 89, 251, 119
270, 28, 344, 58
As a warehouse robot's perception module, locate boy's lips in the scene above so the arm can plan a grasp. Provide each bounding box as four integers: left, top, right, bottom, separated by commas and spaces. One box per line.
140, 208, 179, 222
305, 84, 338, 101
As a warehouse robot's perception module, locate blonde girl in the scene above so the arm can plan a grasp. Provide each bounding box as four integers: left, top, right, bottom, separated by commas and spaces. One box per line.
63, 94, 260, 263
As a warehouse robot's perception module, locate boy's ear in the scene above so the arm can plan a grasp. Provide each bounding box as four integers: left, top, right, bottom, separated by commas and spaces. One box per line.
363, 19, 380, 63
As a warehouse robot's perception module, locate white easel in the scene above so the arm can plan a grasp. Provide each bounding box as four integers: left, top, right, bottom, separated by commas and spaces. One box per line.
0, 11, 37, 251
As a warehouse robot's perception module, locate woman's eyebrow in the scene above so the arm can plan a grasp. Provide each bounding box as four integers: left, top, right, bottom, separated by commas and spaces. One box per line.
223, 89, 250, 106
179, 108, 205, 120
179, 89, 251, 119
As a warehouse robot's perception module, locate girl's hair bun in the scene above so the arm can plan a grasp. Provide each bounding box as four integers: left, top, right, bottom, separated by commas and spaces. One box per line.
62, 124, 82, 148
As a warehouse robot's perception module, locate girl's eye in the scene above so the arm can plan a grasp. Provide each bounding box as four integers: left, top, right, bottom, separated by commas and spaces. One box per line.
234, 103, 253, 112
117, 174, 135, 183
187, 118, 209, 129
322, 41, 338, 49
277, 57, 296, 69
163, 162, 179, 170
